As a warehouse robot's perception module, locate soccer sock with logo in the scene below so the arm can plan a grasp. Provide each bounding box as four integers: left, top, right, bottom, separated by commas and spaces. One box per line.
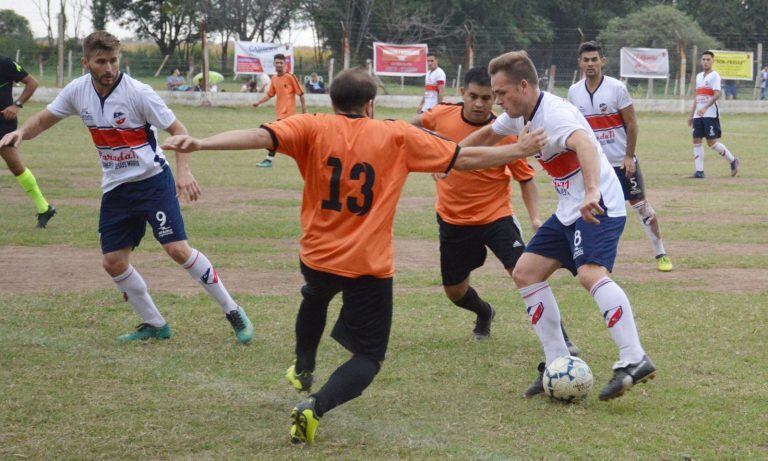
15, 168, 50, 214
113, 266, 166, 327
590, 277, 645, 364
451, 286, 493, 318
631, 201, 666, 257
295, 286, 332, 373
711, 142, 735, 162
311, 355, 380, 417
693, 144, 705, 172
519, 281, 569, 365
182, 249, 238, 314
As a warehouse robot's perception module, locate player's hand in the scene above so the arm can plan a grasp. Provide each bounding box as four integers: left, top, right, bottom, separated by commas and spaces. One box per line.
162, 135, 201, 153
1, 105, 19, 120
0, 130, 23, 148
175, 169, 202, 202
531, 217, 542, 232
432, 172, 448, 181
621, 155, 636, 177
687, 116, 693, 127
696, 108, 705, 117
580, 190, 604, 224
252, 102, 260, 108
516, 122, 548, 155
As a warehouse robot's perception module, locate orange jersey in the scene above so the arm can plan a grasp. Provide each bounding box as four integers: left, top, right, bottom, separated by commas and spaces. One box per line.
264, 113, 460, 278
267, 73, 304, 120
421, 103, 535, 225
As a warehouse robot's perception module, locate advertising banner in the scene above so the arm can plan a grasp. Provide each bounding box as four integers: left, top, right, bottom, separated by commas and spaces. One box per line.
620, 47, 669, 79
373, 42, 428, 77
234, 42, 293, 75
711, 50, 753, 81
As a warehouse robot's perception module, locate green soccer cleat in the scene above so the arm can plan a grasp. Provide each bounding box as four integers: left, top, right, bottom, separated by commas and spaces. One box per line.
225, 307, 254, 344
656, 254, 673, 272
286, 363, 313, 393
290, 398, 320, 444
256, 158, 273, 168
117, 323, 171, 342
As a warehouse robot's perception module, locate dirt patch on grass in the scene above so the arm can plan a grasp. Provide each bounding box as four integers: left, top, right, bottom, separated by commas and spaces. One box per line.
2, 238, 766, 296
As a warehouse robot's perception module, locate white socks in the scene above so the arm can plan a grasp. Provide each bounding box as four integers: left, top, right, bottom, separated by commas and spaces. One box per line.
590, 277, 645, 364
182, 249, 238, 314
519, 282, 569, 365
631, 201, 666, 257
693, 144, 704, 171
113, 266, 166, 327
711, 142, 735, 162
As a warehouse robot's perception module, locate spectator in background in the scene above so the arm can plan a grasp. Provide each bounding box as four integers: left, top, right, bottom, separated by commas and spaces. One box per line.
167, 68, 190, 91
417, 54, 446, 113
306, 72, 325, 93
723, 80, 738, 100
760, 65, 767, 100
241, 77, 258, 93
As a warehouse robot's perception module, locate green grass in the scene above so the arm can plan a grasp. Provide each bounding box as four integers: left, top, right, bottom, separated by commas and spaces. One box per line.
1, 103, 767, 459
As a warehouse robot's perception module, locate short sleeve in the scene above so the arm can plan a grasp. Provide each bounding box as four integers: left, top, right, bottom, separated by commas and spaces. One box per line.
545, 108, 585, 151
508, 159, 535, 182
2, 58, 28, 82
420, 105, 448, 131
46, 83, 78, 119
435, 69, 446, 85
292, 75, 304, 95
711, 73, 722, 91
267, 78, 277, 97
399, 122, 459, 173
616, 81, 633, 110
136, 84, 176, 130
491, 112, 523, 136
262, 114, 317, 161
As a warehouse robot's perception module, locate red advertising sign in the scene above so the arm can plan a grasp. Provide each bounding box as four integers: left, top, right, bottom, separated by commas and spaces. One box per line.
373, 42, 428, 77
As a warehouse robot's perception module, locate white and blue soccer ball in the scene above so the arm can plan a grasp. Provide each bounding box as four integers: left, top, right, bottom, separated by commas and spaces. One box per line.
543, 356, 594, 403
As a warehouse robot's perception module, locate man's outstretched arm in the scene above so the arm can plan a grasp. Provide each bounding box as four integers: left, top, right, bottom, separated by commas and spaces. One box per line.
0, 110, 61, 148
162, 128, 275, 154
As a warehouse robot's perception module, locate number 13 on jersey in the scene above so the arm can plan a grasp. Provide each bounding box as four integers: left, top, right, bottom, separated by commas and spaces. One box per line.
321, 156, 376, 216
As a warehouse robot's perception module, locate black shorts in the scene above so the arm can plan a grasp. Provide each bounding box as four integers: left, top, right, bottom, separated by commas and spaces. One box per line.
0, 118, 18, 137
692, 117, 721, 139
437, 214, 525, 286
612, 158, 646, 201
300, 261, 393, 362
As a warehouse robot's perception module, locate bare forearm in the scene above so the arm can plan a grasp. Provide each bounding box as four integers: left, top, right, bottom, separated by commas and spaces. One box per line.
17, 81, 38, 104
460, 125, 504, 147
576, 145, 600, 192
454, 144, 528, 170
300, 95, 307, 112
519, 179, 540, 223
625, 120, 638, 158
20, 110, 59, 140
199, 128, 274, 151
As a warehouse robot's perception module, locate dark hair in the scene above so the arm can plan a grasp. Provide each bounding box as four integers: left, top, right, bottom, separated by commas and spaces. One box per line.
428, 53, 437, 59
83, 31, 120, 58
169, 67, 179, 75
702, 50, 715, 58
274, 53, 286, 61
578, 41, 604, 57
463, 67, 491, 88
330, 69, 377, 112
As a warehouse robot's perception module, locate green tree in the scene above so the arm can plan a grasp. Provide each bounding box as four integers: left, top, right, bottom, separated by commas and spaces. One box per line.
598, 5, 721, 74
0, 9, 37, 60
108, 0, 200, 56
675, 0, 768, 51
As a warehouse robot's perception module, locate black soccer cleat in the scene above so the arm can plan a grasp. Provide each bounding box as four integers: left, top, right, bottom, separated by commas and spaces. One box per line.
523, 362, 546, 398
565, 338, 581, 357
599, 355, 657, 401
730, 157, 740, 177
472, 305, 496, 341
690, 171, 705, 179
36, 205, 56, 228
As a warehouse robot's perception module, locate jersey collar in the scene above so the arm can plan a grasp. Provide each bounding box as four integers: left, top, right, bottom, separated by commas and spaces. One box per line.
91, 72, 124, 110
525, 91, 545, 123
585, 75, 604, 102
459, 103, 495, 127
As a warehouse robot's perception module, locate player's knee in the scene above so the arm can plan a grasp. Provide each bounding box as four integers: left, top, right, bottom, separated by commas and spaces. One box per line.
163, 242, 191, 264
444, 284, 467, 303
631, 200, 656, 226
512, 265, 534, 288
102, 256, 128, 276
577, 266, 606, 291
301, 284, 334, 305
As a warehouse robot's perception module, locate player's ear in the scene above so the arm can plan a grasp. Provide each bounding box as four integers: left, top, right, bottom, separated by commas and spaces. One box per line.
459, 86, 466, 97
364, 100, 375, 118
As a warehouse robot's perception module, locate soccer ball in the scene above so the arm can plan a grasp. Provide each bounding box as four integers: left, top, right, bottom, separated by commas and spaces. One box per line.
543, 356, 594, 403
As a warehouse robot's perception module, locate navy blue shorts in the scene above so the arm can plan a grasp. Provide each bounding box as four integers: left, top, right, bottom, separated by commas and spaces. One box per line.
525, 213, 626, 276
692, 117, 721, 139
99, 167, 187, 254
612, 159, 646, 201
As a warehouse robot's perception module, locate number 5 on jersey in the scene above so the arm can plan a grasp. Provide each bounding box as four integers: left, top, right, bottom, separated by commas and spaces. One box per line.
321, 156, 376, 216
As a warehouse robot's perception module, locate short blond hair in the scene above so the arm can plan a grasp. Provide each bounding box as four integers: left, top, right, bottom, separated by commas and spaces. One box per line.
488, 50, 538, 86
83, 31, 120, 58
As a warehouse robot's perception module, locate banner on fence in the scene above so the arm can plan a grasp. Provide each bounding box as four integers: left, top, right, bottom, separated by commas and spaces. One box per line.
711, 50, 753, 81
373, 42, 428, 77
234, 42, 293, 75
620, 47, 669, 79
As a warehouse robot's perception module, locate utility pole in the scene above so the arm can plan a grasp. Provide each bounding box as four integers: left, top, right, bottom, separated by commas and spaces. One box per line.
464, 24, 474, 70
200, 20, 211, 106
56, 7, 66, 88
341, 21, 350, 70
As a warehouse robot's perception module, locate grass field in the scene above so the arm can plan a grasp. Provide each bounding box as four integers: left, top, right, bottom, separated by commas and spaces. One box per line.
1, 102, 767, 460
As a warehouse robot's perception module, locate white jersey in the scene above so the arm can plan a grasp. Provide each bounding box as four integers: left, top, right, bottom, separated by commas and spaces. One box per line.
492, 91, 626, 226
568, 76, 632, 167
423, 67, 446, 111
695, 70, 720, 119
47, 73, 176, 193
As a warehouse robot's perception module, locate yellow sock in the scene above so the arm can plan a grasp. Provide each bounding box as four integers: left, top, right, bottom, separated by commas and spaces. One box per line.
16, 168, 49, 214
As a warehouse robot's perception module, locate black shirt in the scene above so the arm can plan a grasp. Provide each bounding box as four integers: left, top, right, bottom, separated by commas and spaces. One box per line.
0, 56, 29, 110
